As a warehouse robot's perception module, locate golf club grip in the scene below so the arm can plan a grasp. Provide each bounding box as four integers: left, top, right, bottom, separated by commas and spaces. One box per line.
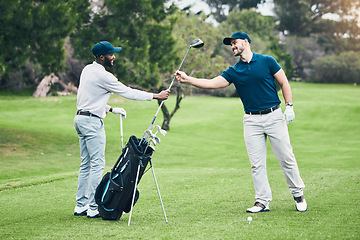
120, 116, 124, 149
150, 115, 157, 126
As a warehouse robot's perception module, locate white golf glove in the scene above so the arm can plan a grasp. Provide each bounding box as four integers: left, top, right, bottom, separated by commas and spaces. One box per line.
112, 107, 126, 119
284, 106, 295, 125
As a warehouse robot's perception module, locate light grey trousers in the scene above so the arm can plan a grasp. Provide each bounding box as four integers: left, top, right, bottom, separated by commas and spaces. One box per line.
74, 115, 106, 211
243, 108, 305, 206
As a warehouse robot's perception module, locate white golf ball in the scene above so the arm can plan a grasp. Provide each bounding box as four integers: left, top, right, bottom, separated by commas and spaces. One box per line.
247, 216, 252, 223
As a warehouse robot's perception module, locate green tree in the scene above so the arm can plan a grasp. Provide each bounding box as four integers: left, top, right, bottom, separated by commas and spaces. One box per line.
0, 0, 90, 89
71, 0, 178, 89
159, 10, 230, 129
203, 0, 265, 23
171, 12, 229, 80
284, 35, 324, 80
274, 0, 360, 37
273, 0, 360, 54
311, 51, 360, 84
273, 0, 360, 82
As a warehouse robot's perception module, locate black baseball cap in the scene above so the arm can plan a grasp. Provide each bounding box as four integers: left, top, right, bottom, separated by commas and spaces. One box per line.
91, 41, 122, 56
223, 31, 251, 45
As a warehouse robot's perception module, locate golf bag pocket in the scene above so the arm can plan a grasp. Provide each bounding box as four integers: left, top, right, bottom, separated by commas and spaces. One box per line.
95, 150, 128, 220
94, 172, 111, 206
95, 171, 124, 207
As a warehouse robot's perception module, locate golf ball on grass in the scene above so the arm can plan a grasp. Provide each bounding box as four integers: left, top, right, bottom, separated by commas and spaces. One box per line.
247, 216, 252, 223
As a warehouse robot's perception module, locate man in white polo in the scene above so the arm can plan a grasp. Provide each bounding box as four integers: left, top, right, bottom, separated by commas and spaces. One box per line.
74, 41, 170, 218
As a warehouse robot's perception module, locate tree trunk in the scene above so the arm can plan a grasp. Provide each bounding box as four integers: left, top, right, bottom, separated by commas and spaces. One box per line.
32, 73, 59, 97
160, 86, 183, 131
32, 73, 78, 97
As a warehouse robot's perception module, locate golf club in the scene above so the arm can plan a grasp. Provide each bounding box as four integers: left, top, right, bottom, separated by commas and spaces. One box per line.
141, 39, 204, 141
154, 136, 161, 145
144, 133, 161, 153
151, 138, 157, 146
143, 129, 155, 142
153, 125, 167, 137
143, 125, 164, 152
120, 115, 124, 150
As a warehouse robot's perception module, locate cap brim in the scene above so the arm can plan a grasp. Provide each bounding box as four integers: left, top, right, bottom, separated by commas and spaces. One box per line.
111, 47, 122, 53
223, 38, 233, 45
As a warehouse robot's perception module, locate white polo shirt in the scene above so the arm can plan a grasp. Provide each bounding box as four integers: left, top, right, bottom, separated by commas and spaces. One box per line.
77, 61, 153, 118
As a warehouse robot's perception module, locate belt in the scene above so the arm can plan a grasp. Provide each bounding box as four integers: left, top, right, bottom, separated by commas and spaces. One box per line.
245, 104, 280, 115
76, 110, 101, 118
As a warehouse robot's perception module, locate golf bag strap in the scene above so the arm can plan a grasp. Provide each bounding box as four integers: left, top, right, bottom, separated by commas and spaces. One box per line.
113, 147, 128, 171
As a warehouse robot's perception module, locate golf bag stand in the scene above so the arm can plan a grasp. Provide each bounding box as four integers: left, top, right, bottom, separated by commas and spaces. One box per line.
149, 160, 168, 223
128, 158, 168, 226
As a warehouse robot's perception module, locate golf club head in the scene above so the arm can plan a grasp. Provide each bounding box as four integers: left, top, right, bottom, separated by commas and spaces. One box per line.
151, 138, 157, 146
152, 125, 161, 131
190, 39, 204, 48
154, 136, 161, 144
153, 125, 167, 136
149, 145, 155, 151
143, 129, 154, 141
159, 129, 167, 136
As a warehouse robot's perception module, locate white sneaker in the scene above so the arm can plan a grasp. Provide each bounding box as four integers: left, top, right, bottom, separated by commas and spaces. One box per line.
74, 204, 89, 216
246, 202, 270, 213
87, 208, 100, 218
294, 196, 307, 212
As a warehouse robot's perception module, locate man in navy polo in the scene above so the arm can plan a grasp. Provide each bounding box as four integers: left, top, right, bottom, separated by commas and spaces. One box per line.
175, 32, 307, 213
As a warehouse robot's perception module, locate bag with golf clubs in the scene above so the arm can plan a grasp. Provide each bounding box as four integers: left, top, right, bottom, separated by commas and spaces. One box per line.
95, 38, 204, 224
94, 135, 151, 221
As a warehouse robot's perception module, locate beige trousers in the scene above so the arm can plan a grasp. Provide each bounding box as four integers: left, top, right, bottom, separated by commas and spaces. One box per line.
243, 108, 305, 206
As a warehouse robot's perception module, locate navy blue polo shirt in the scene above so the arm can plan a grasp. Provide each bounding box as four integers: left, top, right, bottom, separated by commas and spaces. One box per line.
221, 53, 282, 112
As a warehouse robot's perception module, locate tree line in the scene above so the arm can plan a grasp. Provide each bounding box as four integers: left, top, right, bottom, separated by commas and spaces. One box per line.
1, 0, 359, 94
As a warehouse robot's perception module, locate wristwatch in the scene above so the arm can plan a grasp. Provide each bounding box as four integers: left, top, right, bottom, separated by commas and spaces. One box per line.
286, 101, 293, 106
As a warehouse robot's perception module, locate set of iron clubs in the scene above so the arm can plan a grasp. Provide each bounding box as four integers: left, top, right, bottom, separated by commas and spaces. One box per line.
143, 125, 167, 152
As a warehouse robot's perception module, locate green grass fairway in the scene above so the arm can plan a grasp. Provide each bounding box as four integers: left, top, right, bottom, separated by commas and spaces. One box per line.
0, 82, 359, 239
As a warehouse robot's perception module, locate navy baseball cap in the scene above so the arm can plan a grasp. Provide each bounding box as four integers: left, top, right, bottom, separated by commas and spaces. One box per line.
91, 41, 122, 56
223, 31, 251, 45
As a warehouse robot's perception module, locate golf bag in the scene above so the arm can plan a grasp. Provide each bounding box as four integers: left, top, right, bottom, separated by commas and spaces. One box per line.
95, 135, 153, 221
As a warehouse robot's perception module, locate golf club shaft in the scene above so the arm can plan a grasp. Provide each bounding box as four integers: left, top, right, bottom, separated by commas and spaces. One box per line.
168, 46, 191, 90
120, 115, 124, 150
145, 46, 192, 133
